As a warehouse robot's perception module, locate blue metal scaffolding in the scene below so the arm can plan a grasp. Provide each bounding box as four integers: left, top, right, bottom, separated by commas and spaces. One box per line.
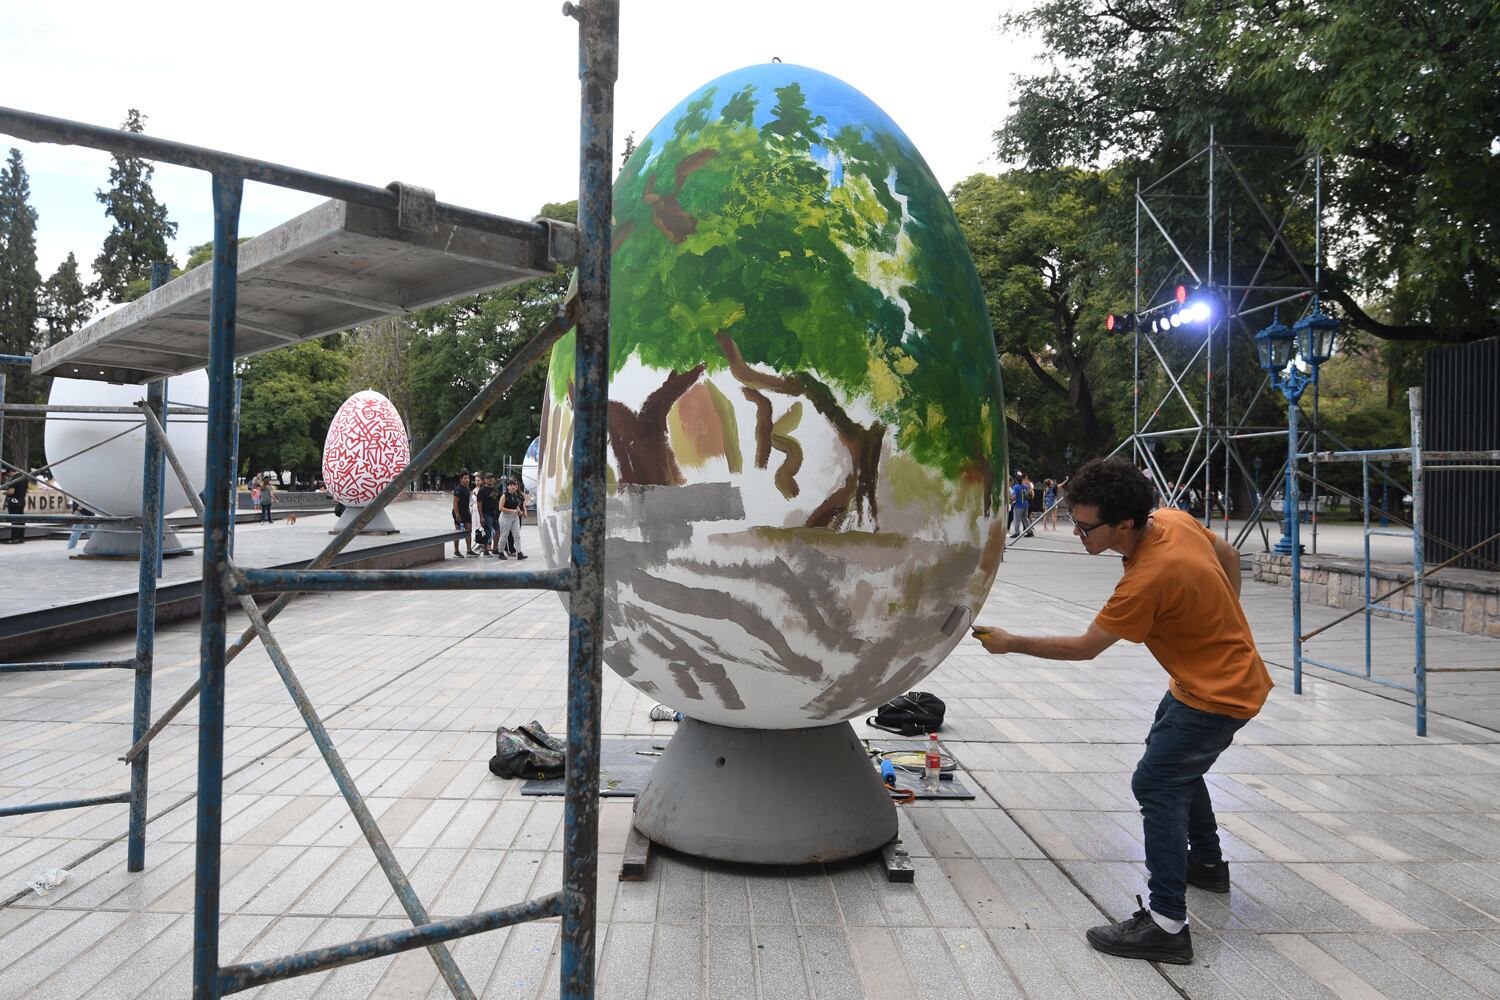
0, 263, 176, 870
0, 3, 617, 996
1289, 387, 1500, 736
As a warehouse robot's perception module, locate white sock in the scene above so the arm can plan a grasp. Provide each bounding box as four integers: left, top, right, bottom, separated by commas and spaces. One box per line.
1149, 909, 1187, 934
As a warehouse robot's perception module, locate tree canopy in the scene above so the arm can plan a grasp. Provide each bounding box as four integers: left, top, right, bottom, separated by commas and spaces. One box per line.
951, 168, 1134, 470
997, 0, 1499, 344
40, 252, 92, 341
0, 147, 42, 466
93, 109, 178, 303
236, 341, 350, 483
399, 200, 574, 473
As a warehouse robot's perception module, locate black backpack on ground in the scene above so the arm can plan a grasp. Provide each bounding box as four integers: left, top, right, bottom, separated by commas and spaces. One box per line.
489, 721, 565, 779
866, 691, 946, 736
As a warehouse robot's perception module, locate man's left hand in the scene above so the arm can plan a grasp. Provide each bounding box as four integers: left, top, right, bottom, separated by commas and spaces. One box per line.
971, 625, 1021, 655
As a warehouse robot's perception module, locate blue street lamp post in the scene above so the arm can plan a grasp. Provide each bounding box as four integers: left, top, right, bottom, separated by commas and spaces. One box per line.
1256, 300, 1339, 694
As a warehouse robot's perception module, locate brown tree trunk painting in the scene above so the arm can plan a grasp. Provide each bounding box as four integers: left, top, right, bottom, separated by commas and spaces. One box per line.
741, 388, 804, 499
714, 331, 885, 530
607, 364, 706, 485
966, 435, 995, 517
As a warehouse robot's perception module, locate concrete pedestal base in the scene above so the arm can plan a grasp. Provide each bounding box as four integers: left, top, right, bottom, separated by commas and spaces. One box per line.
328, 506, 398, 535
78, 526, 191, 560
633, 718, 895, 865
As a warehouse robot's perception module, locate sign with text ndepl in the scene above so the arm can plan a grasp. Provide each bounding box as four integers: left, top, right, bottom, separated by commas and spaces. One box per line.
23, 487, 71, 514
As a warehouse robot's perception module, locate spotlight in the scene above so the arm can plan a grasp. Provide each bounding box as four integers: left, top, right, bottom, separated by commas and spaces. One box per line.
1170, 312, 1182, 328
1175, 285, 1188, 305
1189, 300, 1211, 324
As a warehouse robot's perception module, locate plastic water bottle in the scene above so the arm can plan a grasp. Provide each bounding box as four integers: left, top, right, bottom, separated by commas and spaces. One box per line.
924, 733, 942, 784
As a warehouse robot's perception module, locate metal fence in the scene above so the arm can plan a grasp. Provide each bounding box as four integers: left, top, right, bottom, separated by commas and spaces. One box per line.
1423, 336, 1500, 570
0, 3, 617, 996
1291, 388, 1500, 736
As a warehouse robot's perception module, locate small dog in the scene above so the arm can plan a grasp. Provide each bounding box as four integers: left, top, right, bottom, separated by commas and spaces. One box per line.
285, 514, 298, 526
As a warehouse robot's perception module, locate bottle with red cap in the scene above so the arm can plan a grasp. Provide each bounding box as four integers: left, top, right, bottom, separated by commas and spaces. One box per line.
924, 732, 942, 785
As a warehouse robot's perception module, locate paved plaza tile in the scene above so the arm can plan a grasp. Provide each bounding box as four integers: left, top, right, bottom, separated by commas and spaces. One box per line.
2, 515, 1499, 998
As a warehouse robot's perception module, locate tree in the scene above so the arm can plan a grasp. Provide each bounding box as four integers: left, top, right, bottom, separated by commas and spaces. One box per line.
407, 201, 574, 473
236, 341, 350, 484
997, 0, 1500, 344
951, 169, 1134, 469
549, 83, 1004, 526
0, 147, 42, 467
92, 109, 178, 303
39, 252, 92, 342
343, 316, 418, 445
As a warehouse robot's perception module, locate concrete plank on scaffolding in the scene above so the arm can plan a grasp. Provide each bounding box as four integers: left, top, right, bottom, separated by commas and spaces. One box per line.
31, 198, 561, 384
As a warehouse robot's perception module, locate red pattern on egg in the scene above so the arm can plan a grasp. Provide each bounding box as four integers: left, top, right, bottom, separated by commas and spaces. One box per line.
322, 391, 410, 506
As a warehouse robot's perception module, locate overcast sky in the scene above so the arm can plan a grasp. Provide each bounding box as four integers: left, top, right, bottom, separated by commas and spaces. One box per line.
3, 1, 1039, 282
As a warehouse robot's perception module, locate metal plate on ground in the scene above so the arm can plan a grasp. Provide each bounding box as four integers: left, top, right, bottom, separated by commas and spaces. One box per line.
521, 738, 660, 797
33, 199, 559, 383
518, 735, 976, 799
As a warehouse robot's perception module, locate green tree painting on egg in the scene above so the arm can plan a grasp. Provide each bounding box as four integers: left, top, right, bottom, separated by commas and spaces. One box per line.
547, 73, 1004, 529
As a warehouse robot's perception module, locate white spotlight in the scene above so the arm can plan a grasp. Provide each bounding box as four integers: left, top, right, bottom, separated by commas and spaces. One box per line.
1170, 312, 1182, 328
1189, 301, 1211, 324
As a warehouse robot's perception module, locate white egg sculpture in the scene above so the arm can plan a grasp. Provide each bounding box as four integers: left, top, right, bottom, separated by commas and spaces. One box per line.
521, 436, 541, 493
44, 371, 210, 519
322, 390, 410, 507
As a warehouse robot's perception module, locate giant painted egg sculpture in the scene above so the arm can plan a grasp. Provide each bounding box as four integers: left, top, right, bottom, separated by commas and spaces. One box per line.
45, 371, 209, 516
322, 390, 410, 506
539, 64, 1007, 729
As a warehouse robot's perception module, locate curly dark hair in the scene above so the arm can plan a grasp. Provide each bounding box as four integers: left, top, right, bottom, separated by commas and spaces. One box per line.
1066, 457, 1153, 529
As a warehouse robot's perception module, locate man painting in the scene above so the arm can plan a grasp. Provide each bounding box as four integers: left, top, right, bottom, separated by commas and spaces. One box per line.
972, 456, 1271, 965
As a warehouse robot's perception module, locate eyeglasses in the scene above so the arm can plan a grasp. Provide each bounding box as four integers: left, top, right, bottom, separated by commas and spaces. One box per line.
1068, 514, 1108, 537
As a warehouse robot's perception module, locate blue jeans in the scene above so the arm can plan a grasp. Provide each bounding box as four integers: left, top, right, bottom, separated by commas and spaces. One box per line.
481, 512, 499, 549
1132, 692, 1248, 920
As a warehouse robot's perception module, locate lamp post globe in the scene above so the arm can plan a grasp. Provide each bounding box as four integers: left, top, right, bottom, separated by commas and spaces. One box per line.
1254, 311, 1295, 375
1294, 303, 1339, 367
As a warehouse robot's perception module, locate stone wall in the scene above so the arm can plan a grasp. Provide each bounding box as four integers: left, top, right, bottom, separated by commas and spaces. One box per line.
1254, 552, 1500, 637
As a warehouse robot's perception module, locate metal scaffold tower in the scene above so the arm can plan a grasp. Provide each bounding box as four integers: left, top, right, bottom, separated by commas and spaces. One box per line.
1126, 128, 1331, 551
0, 2, 618, 997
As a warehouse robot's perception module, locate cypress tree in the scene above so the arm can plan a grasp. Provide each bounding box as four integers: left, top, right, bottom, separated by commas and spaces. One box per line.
40, 252, 92, 343
0, 146, 41, 465
92, 109, 177, 303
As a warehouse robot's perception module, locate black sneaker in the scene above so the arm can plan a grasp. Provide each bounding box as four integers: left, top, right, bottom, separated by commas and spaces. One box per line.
1085, 896, 1192, 964
1187, 853, 1230, 893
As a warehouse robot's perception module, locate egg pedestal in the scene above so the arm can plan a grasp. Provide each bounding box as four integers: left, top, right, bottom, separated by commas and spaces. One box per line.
634, 718, 895, 864
327, 506, 399, 536
539, 63, 1007, 865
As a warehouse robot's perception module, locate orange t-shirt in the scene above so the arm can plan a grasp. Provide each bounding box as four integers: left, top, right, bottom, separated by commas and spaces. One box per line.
1094, 508, 1272, 719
